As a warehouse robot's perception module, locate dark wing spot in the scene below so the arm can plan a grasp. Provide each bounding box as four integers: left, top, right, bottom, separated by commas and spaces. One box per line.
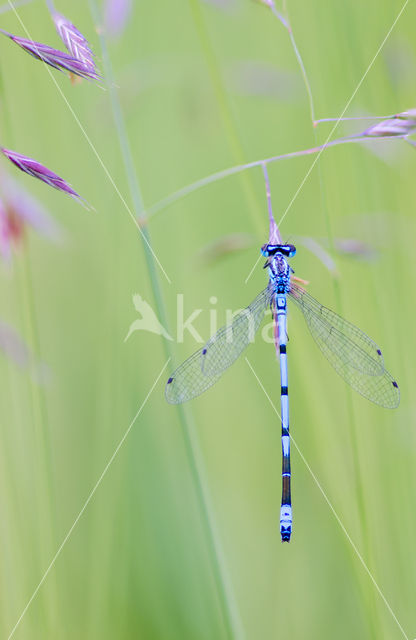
377, 349, 382, 356
202, 348, 207, 355
167, 377, 173, 384
392, 381, 398, 388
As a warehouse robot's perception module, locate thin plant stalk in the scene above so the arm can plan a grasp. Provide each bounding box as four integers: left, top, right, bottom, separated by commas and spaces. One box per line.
87, 2, 245, 638
275, 0, 316, 125
261, 163, 281, 244
147, 133, 407, 220
315, 114, 393, 125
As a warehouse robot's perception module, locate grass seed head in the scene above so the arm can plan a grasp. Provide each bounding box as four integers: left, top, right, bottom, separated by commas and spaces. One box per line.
1, 147, 83, 203
52, 11, 98, 79
0, 27, 99, 80
363, 110, 416, 137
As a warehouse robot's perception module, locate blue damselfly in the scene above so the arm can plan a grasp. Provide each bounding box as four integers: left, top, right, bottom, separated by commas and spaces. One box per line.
166, 240, 399, 542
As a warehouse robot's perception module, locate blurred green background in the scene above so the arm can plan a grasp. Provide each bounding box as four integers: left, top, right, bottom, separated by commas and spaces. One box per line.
0, 0, 415, 638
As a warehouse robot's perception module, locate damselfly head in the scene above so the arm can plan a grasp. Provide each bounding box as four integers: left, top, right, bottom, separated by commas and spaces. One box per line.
261, 243, 296, 258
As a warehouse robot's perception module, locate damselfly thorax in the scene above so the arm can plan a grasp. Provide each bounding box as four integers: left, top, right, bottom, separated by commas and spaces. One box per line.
262, 243, 295, 294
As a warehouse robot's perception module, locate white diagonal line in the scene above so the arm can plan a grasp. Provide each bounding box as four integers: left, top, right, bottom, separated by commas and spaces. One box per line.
6, 358, 170, 640
0, 0, 32, 13
276, 0, 410, 231
245, 357, 409, 640
244, 253, 262, 284
6, 0, 171, 284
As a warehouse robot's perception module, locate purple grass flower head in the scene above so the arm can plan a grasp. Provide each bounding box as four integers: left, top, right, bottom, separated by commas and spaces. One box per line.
52, 11, 98, 81
396, 108, 416, 120
1, 148, 83, 204
363, 109, 416, 137
104, 0, 133, 38
0, 28, 99, 81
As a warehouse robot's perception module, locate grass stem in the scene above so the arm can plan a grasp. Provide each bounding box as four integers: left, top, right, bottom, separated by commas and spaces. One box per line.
147, 134, 404, 220
88, 2, 244, 637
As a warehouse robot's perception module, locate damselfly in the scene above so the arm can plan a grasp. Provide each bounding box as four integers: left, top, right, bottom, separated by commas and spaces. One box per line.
165, 242, 400, 542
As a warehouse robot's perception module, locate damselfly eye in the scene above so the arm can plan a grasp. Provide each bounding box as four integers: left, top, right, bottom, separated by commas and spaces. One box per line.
261, 244, 274, 256
261, 244, 280, 257
261, 243, 296, 257
276, 244, 297, 257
